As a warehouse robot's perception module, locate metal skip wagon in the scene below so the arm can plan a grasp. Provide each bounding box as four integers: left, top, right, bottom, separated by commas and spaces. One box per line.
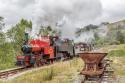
79, 52, 109, 83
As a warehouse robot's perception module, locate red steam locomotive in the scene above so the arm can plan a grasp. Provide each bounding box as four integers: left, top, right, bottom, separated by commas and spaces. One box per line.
16, 33, 75, 67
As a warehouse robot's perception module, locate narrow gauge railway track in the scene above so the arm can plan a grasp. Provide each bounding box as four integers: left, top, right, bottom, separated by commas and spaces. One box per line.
0, 58, 72, 79
0, 66, 31, 79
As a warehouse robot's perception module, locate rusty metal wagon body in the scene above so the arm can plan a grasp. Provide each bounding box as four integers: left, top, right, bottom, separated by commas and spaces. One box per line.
79, 52, 108, 83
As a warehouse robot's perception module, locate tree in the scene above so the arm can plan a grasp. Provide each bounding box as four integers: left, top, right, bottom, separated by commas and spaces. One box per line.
0, 16, 5, 30
0, 16, 17, 70
7, 19, 32, 51
116, 29, 125, 44
75, 24, 98, 37
104, 25, 125, 45
39, 25, 59, 36
0, 16, 5, 44
94, 32, 99, 41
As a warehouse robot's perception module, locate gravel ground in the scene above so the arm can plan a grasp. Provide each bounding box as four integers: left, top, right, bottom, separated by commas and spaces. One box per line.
73, 74, 125, 83
116, 77, 125, 83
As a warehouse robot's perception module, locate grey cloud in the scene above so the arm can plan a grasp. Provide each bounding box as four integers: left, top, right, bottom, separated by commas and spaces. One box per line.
33, 0, 102, 38
15, 0, 35, 7
0, 0, 102, 38
34, 0, 102, 25
108, 8, 125, 19
98, 0, 125, 22
0, 0, 34, 27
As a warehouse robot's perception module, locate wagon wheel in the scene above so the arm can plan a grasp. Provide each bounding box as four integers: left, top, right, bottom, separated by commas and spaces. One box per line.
38, 56, 44, 66
33, 59, 40, 67
81, 76, 87, 83
34, 62, 37, 67
63, 52, 70, 60
97, 75, 103, 83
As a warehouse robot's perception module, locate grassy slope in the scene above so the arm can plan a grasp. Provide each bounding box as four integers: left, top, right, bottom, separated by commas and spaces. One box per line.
1, 44, 125, 83
3, 58, 83, 83
3, 58, 125, 83
100, 44, 125, 76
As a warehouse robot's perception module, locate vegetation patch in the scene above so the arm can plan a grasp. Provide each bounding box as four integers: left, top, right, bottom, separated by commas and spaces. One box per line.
108, 50, 125, 57
0, 56, 125, 83
5, 58, 83, 83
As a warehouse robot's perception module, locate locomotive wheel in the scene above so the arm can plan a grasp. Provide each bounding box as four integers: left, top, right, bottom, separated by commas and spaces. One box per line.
33, 60, 41, 67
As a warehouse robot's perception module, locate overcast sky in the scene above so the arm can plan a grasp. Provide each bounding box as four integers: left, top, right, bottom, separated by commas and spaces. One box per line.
0, 0, 125, 37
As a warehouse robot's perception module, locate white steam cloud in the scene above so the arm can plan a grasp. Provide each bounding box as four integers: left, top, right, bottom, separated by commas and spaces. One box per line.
0, 0, 103, 42
74, 24, 108, 43
31, 0, 102, 38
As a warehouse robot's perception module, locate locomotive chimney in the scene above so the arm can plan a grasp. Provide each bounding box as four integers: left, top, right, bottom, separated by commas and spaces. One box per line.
24, 28, 31, 44
24, 33, 29, 44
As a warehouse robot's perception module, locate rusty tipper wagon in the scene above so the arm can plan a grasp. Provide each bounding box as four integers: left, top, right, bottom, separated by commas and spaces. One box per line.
79, 52, 107, 83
